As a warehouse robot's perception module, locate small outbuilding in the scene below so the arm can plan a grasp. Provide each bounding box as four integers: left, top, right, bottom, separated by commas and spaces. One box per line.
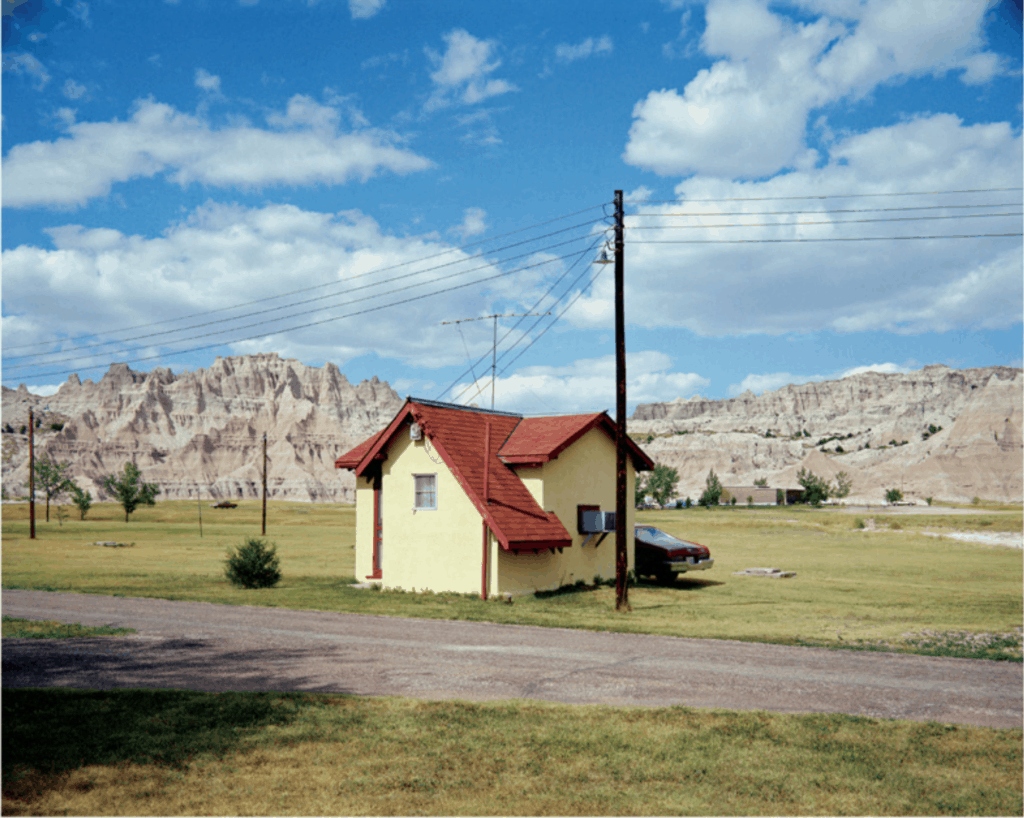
335, 397, 654, 597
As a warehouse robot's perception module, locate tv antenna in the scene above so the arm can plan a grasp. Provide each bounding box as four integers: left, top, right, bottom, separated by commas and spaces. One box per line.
441, 312, 551, 408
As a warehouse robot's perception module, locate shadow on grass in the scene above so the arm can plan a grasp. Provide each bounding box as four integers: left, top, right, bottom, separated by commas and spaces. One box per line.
2, 689, 313, 778
635, 577, 726, 590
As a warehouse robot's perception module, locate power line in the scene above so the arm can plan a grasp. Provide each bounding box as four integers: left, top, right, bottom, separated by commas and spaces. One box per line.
5, 228, 604, 372
14, 246, 601, 382
628, 202, 1023, 217
624, 212, 1022, 230
625, 186, 1023, 204
3, 203, 612, 354
437, 233, 605, 403
630, 232, 1023, 244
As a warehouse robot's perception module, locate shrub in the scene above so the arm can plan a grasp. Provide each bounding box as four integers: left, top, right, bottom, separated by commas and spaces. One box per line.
224, 537, 282, 589
925, 496, 933, 506
885, 488, 903, 504
971, 496, 981, 506
685, 496, 692, 508
50, 422, 64, 432
853, 517, 865, 529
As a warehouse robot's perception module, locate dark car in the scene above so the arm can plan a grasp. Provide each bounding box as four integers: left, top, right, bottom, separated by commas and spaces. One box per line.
212, 501, 238, 509
634, 524, 714, 582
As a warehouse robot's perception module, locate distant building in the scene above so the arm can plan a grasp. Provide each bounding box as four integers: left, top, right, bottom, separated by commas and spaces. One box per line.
721, 486, 780, 505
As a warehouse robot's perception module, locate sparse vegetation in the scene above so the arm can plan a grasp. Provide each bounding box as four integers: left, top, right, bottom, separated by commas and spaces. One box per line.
833, 471, 853, 499
797, 467, 831, 507
103, 462, 160, 523
698, 468, 722, 508
753, 477, 768, 487
30, 455, 75, 523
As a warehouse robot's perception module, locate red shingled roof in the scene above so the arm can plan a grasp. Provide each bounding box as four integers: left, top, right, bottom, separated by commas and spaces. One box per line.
499, 412, 654, 471
335, 399, 571, 552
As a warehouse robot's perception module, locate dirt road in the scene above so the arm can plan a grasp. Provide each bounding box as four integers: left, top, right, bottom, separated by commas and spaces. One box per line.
3, 590, 1020, 728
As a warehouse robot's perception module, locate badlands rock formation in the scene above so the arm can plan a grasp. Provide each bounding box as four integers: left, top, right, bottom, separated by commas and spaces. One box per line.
3, 358, 1020, 506
2, 354, 403, 503
630, 365, 1022, 505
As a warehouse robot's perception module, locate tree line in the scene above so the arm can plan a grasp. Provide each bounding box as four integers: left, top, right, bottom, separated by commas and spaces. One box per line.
27, 457, 160, 523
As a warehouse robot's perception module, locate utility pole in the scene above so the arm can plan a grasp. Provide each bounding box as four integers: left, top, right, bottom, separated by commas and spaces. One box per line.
28, 406, 35, 540
612, 190, 629, 612
262, 432, 268, 536
441, 312, 551, 408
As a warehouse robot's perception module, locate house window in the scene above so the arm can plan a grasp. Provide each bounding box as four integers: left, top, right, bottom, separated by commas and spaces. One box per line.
414, 474, 437, 509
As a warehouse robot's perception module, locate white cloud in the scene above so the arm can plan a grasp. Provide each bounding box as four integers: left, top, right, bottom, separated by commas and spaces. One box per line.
454, 351, 709, 415
194, 68, 221, 93
577, 113, 1022, 338
555, 35, 613, 64
424, 29, 517, 111
2, 52, 50, 89
0, 202, 543, 377
451, 207, 488, 241
728, 362, 914, 396
62, 78, 86, 99
349, 0, 385, 19
2, 96, 434, 208
625, 0, 1002, 179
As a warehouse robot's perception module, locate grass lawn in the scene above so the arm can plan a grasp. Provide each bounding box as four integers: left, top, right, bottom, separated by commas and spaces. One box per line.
3, 689, 1020, 816
2, 500, 1020, 658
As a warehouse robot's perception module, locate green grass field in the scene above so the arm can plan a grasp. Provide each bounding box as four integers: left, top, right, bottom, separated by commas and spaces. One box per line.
3, 689, 1020, 816
2, 499, 1021, 815
2, 500, 1020, 657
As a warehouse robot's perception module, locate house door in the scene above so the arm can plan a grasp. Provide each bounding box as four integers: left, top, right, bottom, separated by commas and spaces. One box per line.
369, 472, 383, 579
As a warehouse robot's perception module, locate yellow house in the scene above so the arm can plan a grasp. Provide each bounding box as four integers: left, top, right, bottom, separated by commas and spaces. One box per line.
335, 397, 654, 597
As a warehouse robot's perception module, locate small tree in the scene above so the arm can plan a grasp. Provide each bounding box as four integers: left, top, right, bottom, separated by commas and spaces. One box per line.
776, 488, 785, 505
225, 537, 281, 589
646, 464, 679, 508
70, 483, 93, 520
103, 462, 160, 522
30, 455, 74, 522
885, 487, 903, 504
833, 471, 853, 499
797, 467, 832, 507
698, 468, 722, 508
634, 473, 648, 507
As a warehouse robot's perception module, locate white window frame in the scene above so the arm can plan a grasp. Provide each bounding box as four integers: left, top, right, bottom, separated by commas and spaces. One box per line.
413, 473, 437, 510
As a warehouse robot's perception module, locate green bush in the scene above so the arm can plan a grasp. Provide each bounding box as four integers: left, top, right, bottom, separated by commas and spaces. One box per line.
224, 537, 282, 589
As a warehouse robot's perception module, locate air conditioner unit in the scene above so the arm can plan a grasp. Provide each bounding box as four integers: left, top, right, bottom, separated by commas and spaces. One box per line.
409, 423, 422, 440
579, 510, 616, 533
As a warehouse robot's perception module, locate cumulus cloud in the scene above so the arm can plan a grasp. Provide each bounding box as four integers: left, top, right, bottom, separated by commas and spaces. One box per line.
625, 0, 1003, 179
575, 113, 1022, 338
62, 78, 86, 99
349, 0, 385, 19
2, 52, 50, 89
451, 207, 487, 241
194, 68, 221, 93
424, 29, 517, 111
453, 351, 709, 415
555, 35, 613, 63
0, 202, 570, 380
2, 96, 434, 208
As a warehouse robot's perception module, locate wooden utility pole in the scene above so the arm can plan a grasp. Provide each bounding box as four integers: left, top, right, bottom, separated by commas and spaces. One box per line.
442, 312, 551, 408
28, 407, 35, 539
261, 432, 268, 536
197, 485, 203, 538
612, 190, 629, 612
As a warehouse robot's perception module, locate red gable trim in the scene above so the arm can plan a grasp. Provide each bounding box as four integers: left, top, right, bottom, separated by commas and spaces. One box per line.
500, 411, 655, 472
334, 428, 388, 470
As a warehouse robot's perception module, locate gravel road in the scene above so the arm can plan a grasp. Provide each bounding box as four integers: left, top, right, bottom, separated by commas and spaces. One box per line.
3, 590, 1021, 729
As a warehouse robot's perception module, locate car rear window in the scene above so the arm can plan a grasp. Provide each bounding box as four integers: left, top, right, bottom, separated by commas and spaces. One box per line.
636, 527, 684, 546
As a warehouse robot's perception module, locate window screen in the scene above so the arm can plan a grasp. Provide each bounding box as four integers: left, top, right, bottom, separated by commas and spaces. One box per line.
414, 474, 437, 509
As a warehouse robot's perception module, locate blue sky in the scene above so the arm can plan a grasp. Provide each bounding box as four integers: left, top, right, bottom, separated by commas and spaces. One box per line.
3, 0, 1021, 414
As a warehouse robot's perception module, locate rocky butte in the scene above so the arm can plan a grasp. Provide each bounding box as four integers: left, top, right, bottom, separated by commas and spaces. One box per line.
629, 364, 1022, 505
2, 358, 1020, 506
1, 354, 403, 503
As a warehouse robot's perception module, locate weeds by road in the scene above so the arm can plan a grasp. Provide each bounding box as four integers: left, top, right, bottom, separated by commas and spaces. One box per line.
1, 616, 136, 639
